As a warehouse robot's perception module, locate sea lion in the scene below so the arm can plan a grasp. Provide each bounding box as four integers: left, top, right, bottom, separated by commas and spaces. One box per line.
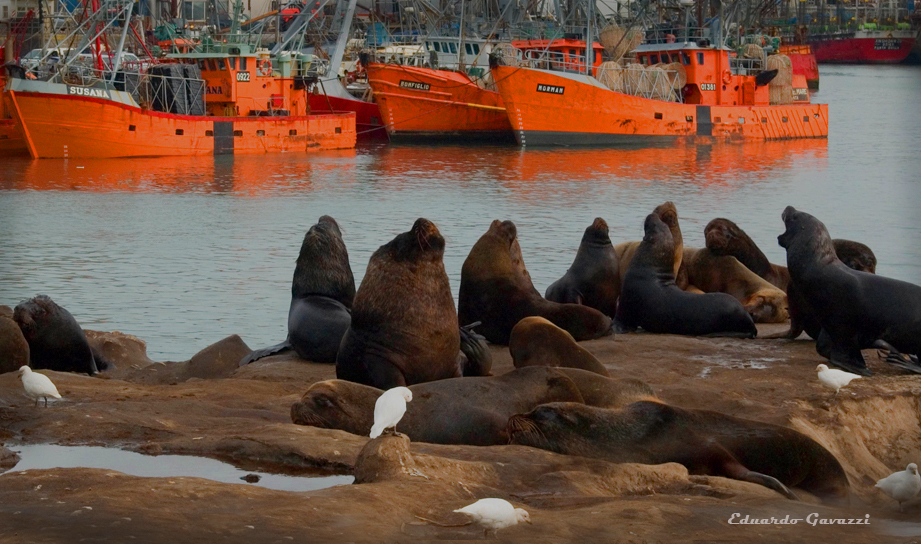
458, 220, 613, 345
545, 218, 620, 317
778, 206, 921, 376
291, 366, 586, 446
337, 218, 487, 389
13, 295, 104, 375
681, 248, 789, 323
508, 401, 850, 502
615, 202, 686, 288
509, 316, 610, 376
0, 307, 29, 374
705, 218, 877, 339
615, 214, 757, 337
555, 368, 657, 408
241, 215, 355, 365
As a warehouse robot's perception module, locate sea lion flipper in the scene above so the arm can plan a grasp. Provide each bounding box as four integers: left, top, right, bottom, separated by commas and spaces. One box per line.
717, 451, 799, 500
874, 340, 921, 374
459, 325, 492, 377
239, 341, 292, 366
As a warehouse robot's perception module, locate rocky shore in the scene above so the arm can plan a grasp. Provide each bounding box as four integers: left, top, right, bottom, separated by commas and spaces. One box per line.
1, 324, 920, 543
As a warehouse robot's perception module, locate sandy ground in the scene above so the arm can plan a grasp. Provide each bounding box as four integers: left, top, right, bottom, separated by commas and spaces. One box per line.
1, 324, 920, 543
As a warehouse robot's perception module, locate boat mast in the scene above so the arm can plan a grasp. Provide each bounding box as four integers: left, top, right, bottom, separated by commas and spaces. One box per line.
327, 0, 358, 79
584, 0, 592, 75
458, 0, 466, 72
108, 2, 132, 83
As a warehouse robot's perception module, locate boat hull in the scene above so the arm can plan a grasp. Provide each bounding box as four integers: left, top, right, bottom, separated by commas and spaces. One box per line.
808, 31, 917, 64
0, 119, 28, 155
492, 65, 828, 146
9, 90, 356, 159
308, 91, 386, 140
367, 63, 514, 142
779, 45, 820, 90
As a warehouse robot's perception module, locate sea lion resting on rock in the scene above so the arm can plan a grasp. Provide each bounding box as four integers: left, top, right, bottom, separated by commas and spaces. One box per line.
337, 218, 490, 390
778, 206, 921, 375
615, 202, 686, 288
14, 295, 107, 375
0, 305, 29, 374
705, 218, 877, 339
458, 220, 612, 345
508, 401, 850, 502
509, 317, 610, 377
681, 248, 789, 323
545, 218, 620, 317
615, 214, 757, 337
241, 215, 355, 365
292, 367, 657, 445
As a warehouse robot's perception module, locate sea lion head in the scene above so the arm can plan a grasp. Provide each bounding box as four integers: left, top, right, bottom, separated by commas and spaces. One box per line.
637, 213, 677, 271
383, 218, 446, 263
507, 402, 596, 454
704, 218, 749, 255
293, 216, 355, 305
581, 217, 612, 246
654, 201, 678, 230
778, 207, 836, 263
290, 380, 381, 436
13, 295, 57, 335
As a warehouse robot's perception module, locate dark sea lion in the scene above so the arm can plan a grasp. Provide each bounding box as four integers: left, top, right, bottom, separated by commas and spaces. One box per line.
0, 308, 30, 374
682, 248, 789, 323
241, 215, 355, 365
291, 366, 586, 446
509, 316, 610, 376
778, 206, 921, 376
615, 214, 757, 337
508, 401, 850, 502
615, 202, 685, 288
545, 218, 620, 317
555, 368, 657, 408
13, 295, 104, 375
458, 220, 613, 345
337, 218, 486, 389
705, 218, 878, 339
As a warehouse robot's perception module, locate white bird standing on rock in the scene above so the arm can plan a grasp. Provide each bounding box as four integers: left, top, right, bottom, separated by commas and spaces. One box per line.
876, 463, 921, 512
369, 386, 412, 439
816, 364, 861, 398
454, 498, 531, 537
18, 366, 62, 407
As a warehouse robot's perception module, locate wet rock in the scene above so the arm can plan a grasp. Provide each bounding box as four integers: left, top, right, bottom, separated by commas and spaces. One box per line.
354, 434, 419, 484
185, 335, 252, 380
0, 314, 30, 374
241, 474, 261, 483
0, 444, 20, 472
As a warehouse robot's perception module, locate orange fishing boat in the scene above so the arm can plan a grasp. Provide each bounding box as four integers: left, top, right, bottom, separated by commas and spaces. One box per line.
366, 63, 511, 141
1, 60, 28, 156
5, 4, 355, 160
492, 33, 827, 146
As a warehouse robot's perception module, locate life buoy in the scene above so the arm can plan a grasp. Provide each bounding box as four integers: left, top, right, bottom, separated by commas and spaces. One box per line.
722, 70, 732, 85
257, 58, 273, 77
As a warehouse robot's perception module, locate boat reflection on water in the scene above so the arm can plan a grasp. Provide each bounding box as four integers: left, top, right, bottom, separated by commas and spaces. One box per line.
0, 138, 826, 196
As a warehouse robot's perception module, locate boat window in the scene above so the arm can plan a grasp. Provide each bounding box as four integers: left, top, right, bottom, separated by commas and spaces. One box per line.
472, 44, 480, 54
650, 54, 659, 64
229, 58, 236, 70
449, 43, 457, 54
240, 57, 247, 70
465, 43, 473, 55
661, 53, 670, 63
217, 58, 226, 70
198, 60, 206, 70
639, 55, 647, 65
697, 52, 704, 65
433, 42, 441, 52
681, 52, 691, 65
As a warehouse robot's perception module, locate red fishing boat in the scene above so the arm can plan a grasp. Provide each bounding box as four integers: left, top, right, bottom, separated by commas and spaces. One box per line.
492, 33, 827, 146
808, 26, 917, 64
779, 44, 820, 90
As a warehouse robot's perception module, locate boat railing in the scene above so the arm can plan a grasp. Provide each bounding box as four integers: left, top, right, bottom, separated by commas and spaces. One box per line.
518, 49, 590, 74
137, 70, 207, 116
236, 95, 292, 116
730, 56, 765, 76
645, 27, 714, 45
595, 63, 683, 103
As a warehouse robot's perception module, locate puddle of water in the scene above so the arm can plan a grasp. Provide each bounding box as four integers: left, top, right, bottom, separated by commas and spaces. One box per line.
694, 356, 781, 378
6, 444, 354, 492
878, 520, 921, 537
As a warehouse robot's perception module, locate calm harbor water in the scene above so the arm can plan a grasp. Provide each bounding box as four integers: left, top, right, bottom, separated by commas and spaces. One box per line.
1, 65, 919, 361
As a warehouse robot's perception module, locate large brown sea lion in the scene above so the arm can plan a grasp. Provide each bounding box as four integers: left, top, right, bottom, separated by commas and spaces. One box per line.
241, 215, 355, 365
778, 206, 921, 376
705, 217, 878, 339
615, 202, 685, 288
336, 218, 488, 389
681, 248, 789, 323
509, 317, 610, 376
545, 218, 620, 317
615, 214, 757, 337
508, 401, 850, 502
291, 367, 587, 446
458, 220, 612, 345
14, 295, 106, 375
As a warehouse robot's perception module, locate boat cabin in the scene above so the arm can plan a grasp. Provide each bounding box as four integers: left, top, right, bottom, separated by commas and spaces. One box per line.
512, 39, 604, 75
634, 42, 774, 106
170, 40, 316, 117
